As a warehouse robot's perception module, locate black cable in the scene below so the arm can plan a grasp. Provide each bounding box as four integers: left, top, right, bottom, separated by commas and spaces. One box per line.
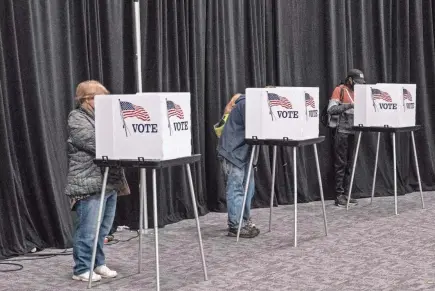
0, 262, 24, 272
117, 233, 140, 242
5, 255, 57, 261
30, 249, 72, 256
105, 239, 120, 245
4, 249, 73, 261
0, 233, 139, 272
105, 233, 139, 245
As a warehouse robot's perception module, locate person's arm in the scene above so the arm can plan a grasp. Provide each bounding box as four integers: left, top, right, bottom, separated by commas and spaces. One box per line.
68, 111, 96, 154
327, 87, 353, 115
224, 93, 241, 114
239, 99, 245, 124
239, 98, 259, 164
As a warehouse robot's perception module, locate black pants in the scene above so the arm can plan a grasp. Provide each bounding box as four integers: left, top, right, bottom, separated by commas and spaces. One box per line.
334, 131, 355, 198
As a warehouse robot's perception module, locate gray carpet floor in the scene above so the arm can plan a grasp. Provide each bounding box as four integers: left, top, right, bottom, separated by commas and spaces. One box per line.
1, 192, 435, 291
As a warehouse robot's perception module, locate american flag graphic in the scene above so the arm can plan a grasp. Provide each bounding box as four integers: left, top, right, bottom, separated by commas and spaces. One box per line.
371, 88, 392, 102
305, 93, 316, 108
167, 100, 184, 119
403, 88, 413, 101
120, 101, 150, 121
267, 93, 292, 109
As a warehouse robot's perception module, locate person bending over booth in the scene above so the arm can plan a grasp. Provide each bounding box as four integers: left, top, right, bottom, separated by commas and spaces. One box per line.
65, 80, 130, 282
217, 93, 260, 238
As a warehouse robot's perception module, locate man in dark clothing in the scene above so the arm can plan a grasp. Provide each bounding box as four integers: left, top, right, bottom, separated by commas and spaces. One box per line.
217, 94, 260, 238
327, 69, 366, 207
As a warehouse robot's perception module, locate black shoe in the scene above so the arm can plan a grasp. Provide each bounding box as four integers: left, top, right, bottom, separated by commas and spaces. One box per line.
228, 225, 259, 238
342, 191, 358, 204
349, 197, 358, 204
245, 219, 260, 234
335, 195, 358, 207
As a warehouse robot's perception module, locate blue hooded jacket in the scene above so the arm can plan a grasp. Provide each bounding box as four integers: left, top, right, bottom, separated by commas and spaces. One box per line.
217, 95, 252, 168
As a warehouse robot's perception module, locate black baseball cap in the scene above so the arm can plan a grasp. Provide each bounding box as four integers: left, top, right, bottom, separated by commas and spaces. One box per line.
347, 69, 366, 84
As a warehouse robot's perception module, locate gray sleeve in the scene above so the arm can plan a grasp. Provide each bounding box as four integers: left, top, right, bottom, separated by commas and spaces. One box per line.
68, 111, 96, 154
327, 99, 353, 115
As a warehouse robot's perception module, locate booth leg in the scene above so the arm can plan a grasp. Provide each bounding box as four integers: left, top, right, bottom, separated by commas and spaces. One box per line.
152, 169, 160, 291
293, 147, 298, 247
139, 169, 146, 272
313, 144, 328, 236
392, 132, 398, 215
347, 132, 362, 210
186, 164, 208, 281
237, 145, 257, 242
371, 132, 381, 204
411, 131, 425, 209
269, 146, 277, 232
88, 167, 109, 289
143, 169, 148, 234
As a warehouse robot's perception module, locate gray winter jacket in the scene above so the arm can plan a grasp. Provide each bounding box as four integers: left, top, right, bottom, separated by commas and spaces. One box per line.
65, 107, 130, 208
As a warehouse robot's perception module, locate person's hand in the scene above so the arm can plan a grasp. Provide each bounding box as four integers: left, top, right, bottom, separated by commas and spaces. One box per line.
343, 103, 354, 109
224, 93, 241, 114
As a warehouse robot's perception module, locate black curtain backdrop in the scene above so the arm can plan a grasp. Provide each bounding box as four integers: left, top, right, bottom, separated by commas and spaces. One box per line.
1, 0, 435, 259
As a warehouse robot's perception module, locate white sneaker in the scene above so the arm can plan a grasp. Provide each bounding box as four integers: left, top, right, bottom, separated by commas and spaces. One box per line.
72, 271, 102, 282
94, 265, 117, 278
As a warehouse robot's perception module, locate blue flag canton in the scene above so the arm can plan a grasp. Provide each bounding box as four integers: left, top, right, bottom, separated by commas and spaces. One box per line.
267, 93, 292, 109
166, 100, 184, 119
120, 100, 150, 121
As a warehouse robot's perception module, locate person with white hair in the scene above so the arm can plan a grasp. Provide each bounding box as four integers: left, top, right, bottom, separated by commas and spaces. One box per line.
65, 80, 130, 282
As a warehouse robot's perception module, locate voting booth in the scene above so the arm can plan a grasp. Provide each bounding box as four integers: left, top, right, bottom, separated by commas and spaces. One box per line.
87, 5, 207, 289
95, 93, 192, 160
245, 87, 320, 140
238, 87, 327, 246
91, 92, 208, 291
354, 84, 416, 127
346, 83, 424, 215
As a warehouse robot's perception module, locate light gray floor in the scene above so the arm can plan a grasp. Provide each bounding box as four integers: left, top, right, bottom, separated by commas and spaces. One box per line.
1, 192, 434, 291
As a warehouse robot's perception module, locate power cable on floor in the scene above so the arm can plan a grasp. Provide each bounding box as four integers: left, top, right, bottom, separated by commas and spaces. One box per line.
0, 262, 24, 272
0, 232, 139, 272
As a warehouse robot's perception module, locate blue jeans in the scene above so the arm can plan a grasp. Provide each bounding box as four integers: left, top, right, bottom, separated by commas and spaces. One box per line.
73, 190, 117, 276
221, 158, 255, 229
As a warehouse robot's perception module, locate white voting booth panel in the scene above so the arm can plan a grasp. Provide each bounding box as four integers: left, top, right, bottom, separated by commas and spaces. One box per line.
245, 87, 319, 140
354, 84, 416, 127
95, 93, 191, 160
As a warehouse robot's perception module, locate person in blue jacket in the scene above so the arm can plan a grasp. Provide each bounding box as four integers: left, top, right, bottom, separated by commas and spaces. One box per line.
217, 94, 260, 238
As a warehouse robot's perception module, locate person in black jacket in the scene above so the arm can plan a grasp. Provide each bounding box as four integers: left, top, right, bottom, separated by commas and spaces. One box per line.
327, 69, 366, 206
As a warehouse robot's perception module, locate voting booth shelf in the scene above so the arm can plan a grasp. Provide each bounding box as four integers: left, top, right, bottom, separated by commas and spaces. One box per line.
89, 92, 206, 291
354, 83, 416, 128
347, 83, 423, 215
245, 87, 320, 140
95, 93, 192, 160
